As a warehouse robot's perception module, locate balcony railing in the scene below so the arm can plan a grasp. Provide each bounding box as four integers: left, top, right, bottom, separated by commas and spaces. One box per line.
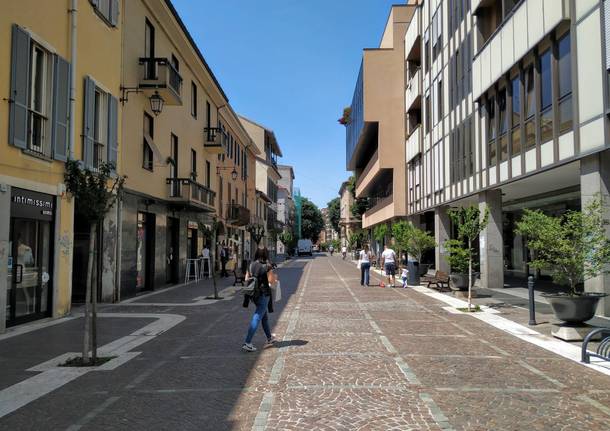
226, 203, 251, 226
366, 194, 393, 216
138, 57, 183, 105
405, 68, 421, 111
356, 150, 379, 189
406, 125, 421, 163
166, 178, 215, 211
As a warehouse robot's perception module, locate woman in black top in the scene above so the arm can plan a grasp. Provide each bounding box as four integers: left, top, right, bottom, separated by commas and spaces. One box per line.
242, 248, 277, 352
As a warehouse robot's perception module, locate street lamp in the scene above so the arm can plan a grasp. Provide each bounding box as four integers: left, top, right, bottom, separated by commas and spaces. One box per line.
217, 165, 239, 181
149, 91, 164, 116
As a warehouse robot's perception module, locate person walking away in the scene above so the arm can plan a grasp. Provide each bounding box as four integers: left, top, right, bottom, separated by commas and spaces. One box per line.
380, 244, 397, 287
242, 248, 278, 352
359, 245, 372, 286
201, 244, 210, 276
220, 242, 229, 277
341, 245, 347, 260
329, 245, 334, 256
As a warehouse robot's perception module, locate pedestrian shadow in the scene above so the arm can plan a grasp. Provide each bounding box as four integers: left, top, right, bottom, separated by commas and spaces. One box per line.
271, 339, 309, 348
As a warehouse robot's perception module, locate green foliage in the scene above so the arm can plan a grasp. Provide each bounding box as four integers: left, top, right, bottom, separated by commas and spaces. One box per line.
448, 206, 490, 246
373, 224, 388, 242
515, 198, 610, 294
247, 223, 266, 246
444, 239, 470, 274
301, 197, 324, 242
408, 226, 436, 263
278, 231, 293, 247
327, 197, 341, 233
347, 176, 356, 196
347, 229, 366, 250
64, 160, 125, 221
351, 198, 370, 218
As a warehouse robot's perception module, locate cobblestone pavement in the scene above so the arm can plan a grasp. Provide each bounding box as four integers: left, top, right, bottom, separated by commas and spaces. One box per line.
2, 255, 610, 430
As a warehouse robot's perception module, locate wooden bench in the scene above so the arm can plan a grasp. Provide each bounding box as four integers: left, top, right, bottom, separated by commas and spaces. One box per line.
421, 270, 450, 291
233, 268, 246, 286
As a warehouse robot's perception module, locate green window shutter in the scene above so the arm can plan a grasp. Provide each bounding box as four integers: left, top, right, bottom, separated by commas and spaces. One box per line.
110, 0, 119, 26
107, 94, 118, 169
52, 55, 70, 162
9, 25, 30, 150
83, 76, 96, 168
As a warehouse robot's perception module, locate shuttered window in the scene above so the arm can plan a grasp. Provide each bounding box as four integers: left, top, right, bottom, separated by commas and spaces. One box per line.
82, 76, 118, 170
90, 0, 119, 27
9, 24, 70, 161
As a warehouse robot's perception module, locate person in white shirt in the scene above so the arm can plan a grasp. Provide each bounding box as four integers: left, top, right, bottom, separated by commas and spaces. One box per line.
341, 245, 347, 260
380, 245, 397, 287
359, 245, 372, 286
201, 245, 210, 276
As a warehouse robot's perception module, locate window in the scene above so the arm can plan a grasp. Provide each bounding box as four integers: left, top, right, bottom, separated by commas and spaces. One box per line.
425, 94, 431, 134
487, 96, 497, 166
90, 0, 118, 27
191, 149, 197, 178
205, 160, 211, 187
92, 88, 107, 168
558, 33, 572, 134
205, 101, 211, 140
143, 112, 154, 170
28, 43, 53, 156
498, 88, 508, 161
191, 82, 197, 118
524, 65, 536, 149
169, 134, 178, 196
144, 19, 155, 79
437, 80, 443, 121
539, 50, 553, 143
171, 54, 179, 72
511, 75, 521, 155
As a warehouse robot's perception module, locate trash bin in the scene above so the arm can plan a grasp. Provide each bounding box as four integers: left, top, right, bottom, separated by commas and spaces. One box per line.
407, 259, 420, 286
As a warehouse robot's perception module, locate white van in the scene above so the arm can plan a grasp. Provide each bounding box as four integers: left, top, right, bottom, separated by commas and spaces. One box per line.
297, 239, 313, 256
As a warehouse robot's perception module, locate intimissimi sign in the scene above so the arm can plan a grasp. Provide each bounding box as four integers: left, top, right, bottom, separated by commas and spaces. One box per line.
11, 188, 55, 221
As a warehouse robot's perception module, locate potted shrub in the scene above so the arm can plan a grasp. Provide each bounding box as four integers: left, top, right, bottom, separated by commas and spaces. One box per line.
444, 239, 470, 290
408, 226, 436, 275
447, 205, 489, 310
338, 107, 352, 126
516, 198, 610, 324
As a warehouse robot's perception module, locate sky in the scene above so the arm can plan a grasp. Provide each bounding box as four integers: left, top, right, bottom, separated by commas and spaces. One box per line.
172, 0, 400, 209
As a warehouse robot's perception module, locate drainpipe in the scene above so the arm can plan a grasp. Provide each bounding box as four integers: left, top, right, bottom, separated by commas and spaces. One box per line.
68, 0, 77, 159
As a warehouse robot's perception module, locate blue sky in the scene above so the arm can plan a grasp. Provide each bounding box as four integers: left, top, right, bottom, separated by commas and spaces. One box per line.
172, 0, 399, 209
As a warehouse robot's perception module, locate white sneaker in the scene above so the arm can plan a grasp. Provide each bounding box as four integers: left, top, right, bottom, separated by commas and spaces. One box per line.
242, 343, 257, 352
265, 335, 278, 348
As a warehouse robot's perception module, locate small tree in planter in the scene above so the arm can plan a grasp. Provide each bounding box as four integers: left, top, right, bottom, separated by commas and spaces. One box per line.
407, 226, 436, 275
64, 160, 125, 365
392, 221, 411, 264
447, 205, 489, 311
515, 198, 610, 323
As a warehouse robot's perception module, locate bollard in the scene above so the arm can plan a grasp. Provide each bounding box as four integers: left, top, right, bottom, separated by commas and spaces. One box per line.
528, 275, 537, 326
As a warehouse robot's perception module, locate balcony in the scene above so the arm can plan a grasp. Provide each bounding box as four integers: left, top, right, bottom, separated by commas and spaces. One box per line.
405, 68, 421, 112
472, 0, 568, 100
362, 195, 394, 228
203, 127, 224, 154
139, 57, 182, 105
166, 178, 215, 212
406, 125, 421, 163
404, 8, 420, 61
226, 203, 251, 226
355, 150, 380, 197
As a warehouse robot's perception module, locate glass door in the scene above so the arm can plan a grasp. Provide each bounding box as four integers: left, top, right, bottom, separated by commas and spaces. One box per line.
7, 218, 52, 326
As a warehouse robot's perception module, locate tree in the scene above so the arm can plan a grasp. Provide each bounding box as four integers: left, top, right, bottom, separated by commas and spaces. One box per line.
373, 224, 388, 243
327, 197, 341, 234
347, 229, 366, 250
351, 198, 370, 218
447, 205, 489, 311
199, 218, 222, 299
408, 226, 436, 264
301, 197, 324, 242
64, 160, 125, 365
516, 197, 610, 295
392, 221, 411, 261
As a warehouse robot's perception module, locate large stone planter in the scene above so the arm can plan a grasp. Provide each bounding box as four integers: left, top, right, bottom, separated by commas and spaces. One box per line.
542, 292, 608, 324
449, 273, 468, 291
418, 263, 430, 277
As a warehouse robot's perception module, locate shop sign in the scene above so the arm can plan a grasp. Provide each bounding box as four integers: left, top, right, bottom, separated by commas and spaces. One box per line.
11, 188, 54, 221
187, 221, 198, 229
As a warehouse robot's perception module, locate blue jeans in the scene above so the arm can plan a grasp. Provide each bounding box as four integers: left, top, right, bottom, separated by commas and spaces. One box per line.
245, 294, 272, 344
360, 262, 371, 286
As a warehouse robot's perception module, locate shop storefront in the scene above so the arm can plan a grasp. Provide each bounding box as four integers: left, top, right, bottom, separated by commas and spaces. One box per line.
6, 188, 54, 327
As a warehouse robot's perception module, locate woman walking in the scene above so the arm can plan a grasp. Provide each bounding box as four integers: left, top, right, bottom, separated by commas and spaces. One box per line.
242, 248, 277, 352
359, 244, 372, 286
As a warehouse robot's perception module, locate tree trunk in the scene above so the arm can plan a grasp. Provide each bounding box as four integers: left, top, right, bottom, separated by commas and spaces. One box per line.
82, 223, 95, 364
468, 239, 473, 311
91, 222, 98, 362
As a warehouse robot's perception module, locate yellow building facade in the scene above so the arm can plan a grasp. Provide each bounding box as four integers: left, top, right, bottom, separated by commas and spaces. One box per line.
0, 0, 122, 331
